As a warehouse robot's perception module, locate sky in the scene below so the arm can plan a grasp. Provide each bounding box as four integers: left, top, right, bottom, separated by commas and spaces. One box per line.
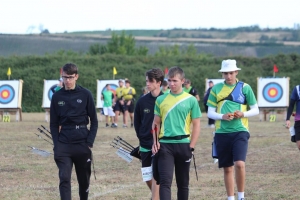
1, 0, 300, 34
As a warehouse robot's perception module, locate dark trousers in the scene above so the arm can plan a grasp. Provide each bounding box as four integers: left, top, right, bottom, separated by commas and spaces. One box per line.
54, 142, 92, 200
157, 143, 192, 200
204, 104, 215, 125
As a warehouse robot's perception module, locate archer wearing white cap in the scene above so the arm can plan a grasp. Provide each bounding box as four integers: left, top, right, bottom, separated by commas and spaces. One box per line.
207, 59, 259, 200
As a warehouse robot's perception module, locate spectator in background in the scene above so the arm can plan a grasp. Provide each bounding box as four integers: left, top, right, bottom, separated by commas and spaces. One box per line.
203, 80, 215, 128
113, 79, 125, 128
121, 80, 136, 128
139, 86, 149, 98
101, 84, 116, 128
51, 78, 64, 93
183, 79, 200, 102
161, 80, 170, 94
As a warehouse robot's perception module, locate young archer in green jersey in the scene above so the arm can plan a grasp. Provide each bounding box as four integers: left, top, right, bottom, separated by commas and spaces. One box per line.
207, 59, 259, 200
101, 84, 116, 127
152, 66, 201, 200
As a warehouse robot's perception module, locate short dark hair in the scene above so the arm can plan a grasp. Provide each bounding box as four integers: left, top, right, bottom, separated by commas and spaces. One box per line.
145, 68, 164, 86
125, 80, 130, 84
168, 66, 185, 80
184, 79, 191, 84
162, 80, 168, 87
209, 80, 213, 84
62, 63, 78, 75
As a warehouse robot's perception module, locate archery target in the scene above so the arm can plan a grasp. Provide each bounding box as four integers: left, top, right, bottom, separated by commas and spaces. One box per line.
257, 77, 289, 107
0, 85, 15, 104
97, 80, 121, 108
0, 80, 23, 108
42, 80, 61, 108
205, 79, 224, 91
262, 82, 283, 103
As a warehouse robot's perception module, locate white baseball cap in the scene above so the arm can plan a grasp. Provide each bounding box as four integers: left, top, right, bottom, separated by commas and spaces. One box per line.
219, 59, 241, 72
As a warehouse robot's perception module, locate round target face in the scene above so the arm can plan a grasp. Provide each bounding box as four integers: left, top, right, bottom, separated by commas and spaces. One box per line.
101, 84, 118, 95
48, 84, 57, 101
0, 84, 15, 104
262, 82, 283, 103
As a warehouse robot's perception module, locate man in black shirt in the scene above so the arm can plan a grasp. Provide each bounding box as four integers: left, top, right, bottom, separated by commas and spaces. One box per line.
134, 68, 164, 200
50, 63, 98, 200
183, 79, 200, 102
203, 80, 215, 128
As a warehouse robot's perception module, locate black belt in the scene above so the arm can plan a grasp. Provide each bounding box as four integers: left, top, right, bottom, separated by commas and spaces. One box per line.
61, 125, 87, 130
159, 135, 190, 140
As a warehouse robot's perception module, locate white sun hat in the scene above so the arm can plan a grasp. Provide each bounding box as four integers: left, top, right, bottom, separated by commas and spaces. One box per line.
219, 59, 241, 72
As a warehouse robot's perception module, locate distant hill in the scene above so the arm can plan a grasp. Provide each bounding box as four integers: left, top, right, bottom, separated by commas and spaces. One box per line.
2, 27, 300, 57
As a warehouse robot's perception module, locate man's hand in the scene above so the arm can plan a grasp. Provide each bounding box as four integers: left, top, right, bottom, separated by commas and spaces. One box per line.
126, 100, 131, 106
286, 120, 291, 129
119, 100, 124, 105
233, 111, 244, 119
222, 113, 234, 121
152, 142, 160, 155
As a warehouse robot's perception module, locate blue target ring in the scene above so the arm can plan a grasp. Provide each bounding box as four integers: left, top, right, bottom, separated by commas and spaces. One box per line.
262, 82, 283, 103
0, 84, 15, 104
101, 84, 118, 96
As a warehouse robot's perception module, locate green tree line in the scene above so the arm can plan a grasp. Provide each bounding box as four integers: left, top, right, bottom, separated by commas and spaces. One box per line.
0, 53, 299, 112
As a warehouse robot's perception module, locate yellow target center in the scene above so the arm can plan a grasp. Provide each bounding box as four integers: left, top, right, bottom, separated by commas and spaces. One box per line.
2, 91, 9, 98
269, 89, 277, 96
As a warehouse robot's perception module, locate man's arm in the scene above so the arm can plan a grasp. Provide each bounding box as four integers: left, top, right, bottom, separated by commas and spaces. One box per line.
190, 118, 200, 149
152, 115, 161, 154
207, 107, 234, 121
133, 100, 141, 138
286, 99, 296, 128
86, 91, 98, 147
50, 96, 59, 147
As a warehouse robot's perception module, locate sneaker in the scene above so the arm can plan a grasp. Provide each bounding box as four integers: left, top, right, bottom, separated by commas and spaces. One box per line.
123, 124, 128, 128
209, 124, 215, 128
105, 123, 109, 127
131, 123, 133, 128
111, 123, 118, 128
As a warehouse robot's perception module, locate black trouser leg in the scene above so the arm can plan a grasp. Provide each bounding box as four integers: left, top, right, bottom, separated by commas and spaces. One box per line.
174, 144, 191, 200
158, 143, 174, 200
158, 143, 192, 200
73, 143, 92, 200
54, 144, 73, 200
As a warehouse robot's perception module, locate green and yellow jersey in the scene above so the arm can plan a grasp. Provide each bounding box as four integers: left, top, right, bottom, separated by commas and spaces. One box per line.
207, 80, 257, 133
154, 91, 201, 143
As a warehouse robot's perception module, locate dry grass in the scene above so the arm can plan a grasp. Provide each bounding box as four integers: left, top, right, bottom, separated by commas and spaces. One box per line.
0, 112, 300, 200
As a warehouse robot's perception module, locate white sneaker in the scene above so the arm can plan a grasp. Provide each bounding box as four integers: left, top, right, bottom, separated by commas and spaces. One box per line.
209, 124, 215, 128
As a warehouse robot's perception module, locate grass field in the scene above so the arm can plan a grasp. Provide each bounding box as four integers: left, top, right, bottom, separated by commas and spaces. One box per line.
0, 112, 299, 200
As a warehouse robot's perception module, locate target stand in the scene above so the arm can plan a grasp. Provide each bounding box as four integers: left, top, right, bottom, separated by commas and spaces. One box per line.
0, 80, 23, 122
257, 77, 289, 122
0, 108, 22, 122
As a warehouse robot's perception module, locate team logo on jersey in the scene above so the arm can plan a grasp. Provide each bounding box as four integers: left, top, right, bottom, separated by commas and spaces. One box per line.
144, 108, 150, 113
58, 101, 65, 106
77, 99, 82, 103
